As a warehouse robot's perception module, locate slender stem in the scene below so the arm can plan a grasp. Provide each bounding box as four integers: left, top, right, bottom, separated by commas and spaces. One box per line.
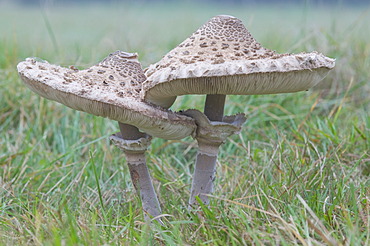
119, 123, 146, 140
118, 122, 162, 220
204, 94, 226, 121
189, 94, 226, 207
188, 149, 218, 206
125, 152, 162, 220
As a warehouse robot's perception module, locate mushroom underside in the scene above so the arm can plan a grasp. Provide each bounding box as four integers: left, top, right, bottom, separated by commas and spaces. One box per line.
18, 67, 195, 140
145, 68, 331, 108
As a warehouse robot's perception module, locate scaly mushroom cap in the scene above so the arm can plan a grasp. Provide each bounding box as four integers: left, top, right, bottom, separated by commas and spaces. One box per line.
17, 51, 196, 140
144, 15, 335, 108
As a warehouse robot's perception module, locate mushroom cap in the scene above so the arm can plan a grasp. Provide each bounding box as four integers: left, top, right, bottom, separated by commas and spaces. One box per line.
143, 15, 335, 108
17, 51, 196, 140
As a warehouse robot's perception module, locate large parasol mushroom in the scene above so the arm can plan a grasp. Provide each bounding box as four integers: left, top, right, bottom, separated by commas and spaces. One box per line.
143, 15, 335, 207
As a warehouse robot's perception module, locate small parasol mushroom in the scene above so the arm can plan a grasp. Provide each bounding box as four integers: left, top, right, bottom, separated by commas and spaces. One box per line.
17, 51, 196, 220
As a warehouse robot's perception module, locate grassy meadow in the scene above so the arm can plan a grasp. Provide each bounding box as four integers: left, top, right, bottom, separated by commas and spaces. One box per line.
0, 1, 369, 245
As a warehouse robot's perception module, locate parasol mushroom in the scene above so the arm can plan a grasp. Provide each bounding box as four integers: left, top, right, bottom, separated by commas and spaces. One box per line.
143, 15, 335, 206
17, 51, 196, 219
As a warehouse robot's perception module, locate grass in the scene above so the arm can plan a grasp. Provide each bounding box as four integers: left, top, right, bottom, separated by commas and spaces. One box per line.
1, 1, 369, 245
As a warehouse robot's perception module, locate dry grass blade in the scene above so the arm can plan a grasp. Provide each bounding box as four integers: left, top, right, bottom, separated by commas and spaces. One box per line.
209, 194, 280, 218
297, 194, 340, 246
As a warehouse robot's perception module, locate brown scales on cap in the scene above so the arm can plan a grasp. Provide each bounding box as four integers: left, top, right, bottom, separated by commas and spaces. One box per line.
153, 15, 279, 69
65, 51, 145, 99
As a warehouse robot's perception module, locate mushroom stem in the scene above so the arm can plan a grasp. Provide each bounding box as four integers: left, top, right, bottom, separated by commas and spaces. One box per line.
189, 94, 226, 207
117, 123, 162, 221
189, 140, 221, 206
124, 152, 162, 220
204, 94, 226, 121
119, 123, 146, 140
